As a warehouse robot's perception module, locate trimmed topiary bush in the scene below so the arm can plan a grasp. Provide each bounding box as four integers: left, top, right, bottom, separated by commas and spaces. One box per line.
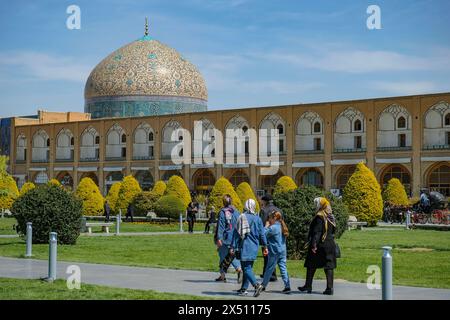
152, 180, 167, 197
274, 176, 298, 195
75, 177, 104, 216
48, 179, 61, 187
20, 182, 36, 196
12, 184, 83, 244
165, 176, 191, 209
382, 178, 409, 206
274, 185, 349, 259
235, 182, 260, 212
343, 162, 383, 226
154, 195, 186, 220
133, 191, 160, 216
0, 175, 19, 211
106, 182, 122, 214
117, 175, 142, 213
208, 177, 243, 212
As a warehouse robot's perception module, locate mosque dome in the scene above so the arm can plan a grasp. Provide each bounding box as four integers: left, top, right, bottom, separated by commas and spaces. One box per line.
84, 23, 208, 118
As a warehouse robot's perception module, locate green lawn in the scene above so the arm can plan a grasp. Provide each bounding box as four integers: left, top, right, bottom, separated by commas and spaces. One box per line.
0, 218, 16, 235
0, 227, 449, 289
0, 277, 206, 300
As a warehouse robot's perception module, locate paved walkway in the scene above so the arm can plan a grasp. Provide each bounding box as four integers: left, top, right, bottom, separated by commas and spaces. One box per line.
1, 257, 449, 300
0, 231, 203, 238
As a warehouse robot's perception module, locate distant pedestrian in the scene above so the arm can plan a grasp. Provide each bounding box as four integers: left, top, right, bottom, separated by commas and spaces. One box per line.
126, 202, 134, 222
104, 200, 111, 222
298, 197, 337, 295
259, 194, 282, 282
233, 199, 268, 297
187, 202, 198, 233
258, 210, 291, 295
204, 206, 216, 234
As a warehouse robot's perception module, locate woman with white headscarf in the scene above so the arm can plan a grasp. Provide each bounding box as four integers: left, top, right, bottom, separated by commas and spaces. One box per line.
298, 197, 337, 295
232, 199, 268, 297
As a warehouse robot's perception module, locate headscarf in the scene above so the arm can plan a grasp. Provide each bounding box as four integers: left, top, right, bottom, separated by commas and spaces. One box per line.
244, 199, 257, 215
313, 197, 336, 242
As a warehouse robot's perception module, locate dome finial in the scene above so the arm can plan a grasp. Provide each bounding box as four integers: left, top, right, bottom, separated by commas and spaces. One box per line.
144, 17, 149, 36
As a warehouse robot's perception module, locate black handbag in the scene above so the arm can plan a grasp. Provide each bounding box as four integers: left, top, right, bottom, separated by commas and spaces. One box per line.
335, 242, 341, 258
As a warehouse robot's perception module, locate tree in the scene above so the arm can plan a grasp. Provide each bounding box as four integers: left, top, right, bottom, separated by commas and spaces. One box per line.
165, 176, 191, 209
274, 176, 298, 195
13, 184, 82, 244
0, 156, 19, 211
235, 182, 260, 212
117, 175, 142, 212
152, 180, 167, 197
20, 182, 36, 196
383, 178, 409, 206
106, 182, 122, 214
208, 177, 243, 212
154, 195, 185, 220
274, 185, 349, 259
48, 179, 62, 187
133, 191, 160, 216
343, 162, 383, 226
75, 177, 104, 216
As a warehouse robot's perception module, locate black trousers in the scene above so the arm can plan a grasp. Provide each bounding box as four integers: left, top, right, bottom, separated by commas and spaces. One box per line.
204, 221, 211, 233
188, 219, 195, 233
126, 213, 133, 222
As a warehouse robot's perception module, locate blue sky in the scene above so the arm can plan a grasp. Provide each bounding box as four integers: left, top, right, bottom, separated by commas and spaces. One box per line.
0, 0, 449, 117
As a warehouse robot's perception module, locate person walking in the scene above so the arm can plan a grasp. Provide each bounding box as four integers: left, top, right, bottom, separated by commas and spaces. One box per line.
256, 210, 291, 296
214, 195, 243, 283
233, 199, 268, 297
298, 197, 337, 295
259, 194, 282, 282
126, 202, 134, 222
204, 206, 216, 234
104, 200, 111, 223
186, 202, 198, 233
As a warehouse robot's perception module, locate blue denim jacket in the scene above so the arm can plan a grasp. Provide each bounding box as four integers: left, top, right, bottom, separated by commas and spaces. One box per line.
265, 222, 287, 256
233, 213, 267, 262
216, 206, 240, 246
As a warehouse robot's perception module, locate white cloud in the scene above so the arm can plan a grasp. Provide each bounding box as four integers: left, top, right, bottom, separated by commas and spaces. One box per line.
0, 51, 91, 82
371, 81, 439, 95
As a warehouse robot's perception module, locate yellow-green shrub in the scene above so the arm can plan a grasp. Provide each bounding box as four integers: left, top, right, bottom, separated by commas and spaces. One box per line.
208, 177, 243, 212
274, 176, 298, 195
165, 176, 191, 208
106, 182, 122, 214
235, 182, 260, 212
20, 182, 36, 196
117, 175, 142, 212
48, 179, 62, 187
343, 162, 383, 226
0, 175, 19, 210
383, 178, 409, 206
75, 177, 104, 216
152, 180, 167, 197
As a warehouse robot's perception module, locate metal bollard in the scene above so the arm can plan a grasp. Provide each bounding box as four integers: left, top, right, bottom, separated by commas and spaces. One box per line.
382, 246, 393, 300
405, 210, 411, 230
116, 214, 120, 235
48, 232, 57, 281
25, 222, 32, 257
179, 213, 184, 233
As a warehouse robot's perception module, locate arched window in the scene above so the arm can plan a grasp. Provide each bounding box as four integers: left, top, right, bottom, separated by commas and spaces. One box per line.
397, 116, 406, 129
381, 165, 411, 195
313, 122, 321, 133
228, 169, 249, 188
260, 170, 284, 194
242, 126, 248, 133
95, 136, 100, 144
445, 113, 450, 126
134, 171, 154, 191
71, 137, 75, 146
193, 169, 216, 193
277, 124, 284, 135
336, 165, 356, 191
297, 168, 323, 188
80, 127, 100, 161
354, 119, 362, 132
149, 132, 154, 141
428, 164, 450, 196
34, 172, 49, 185
121, 134, 127, 143
46, 138, 51, 147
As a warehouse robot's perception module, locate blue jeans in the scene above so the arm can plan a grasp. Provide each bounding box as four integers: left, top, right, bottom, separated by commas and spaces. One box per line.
218, 245, 241, 273
241, 260, 257, 290
262, 253, 291, 289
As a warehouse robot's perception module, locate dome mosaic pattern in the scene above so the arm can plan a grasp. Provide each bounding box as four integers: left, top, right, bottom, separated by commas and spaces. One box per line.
84, 35, 208, 118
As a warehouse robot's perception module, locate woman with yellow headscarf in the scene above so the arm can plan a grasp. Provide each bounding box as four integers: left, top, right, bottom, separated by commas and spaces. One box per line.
298, 197, 337, 295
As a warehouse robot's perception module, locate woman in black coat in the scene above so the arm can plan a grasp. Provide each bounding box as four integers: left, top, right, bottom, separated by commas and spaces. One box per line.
298, 197, 337, 295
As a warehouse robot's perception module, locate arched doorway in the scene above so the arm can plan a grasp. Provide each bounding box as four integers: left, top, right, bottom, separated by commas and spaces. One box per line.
134, 170, 154, 191
34, 172, 49, 185
335, 165, 356, 192
80, 172, 99, 186
380, 165, 411, 195
193, 169, 216, 194
228, 169, 250, 188
427, 163, 450, 196
105, 171, 124, 194
260, 170, 284, 195
296, 168, 324, 188
161, 170, 183, 183
56, 171, 74, 189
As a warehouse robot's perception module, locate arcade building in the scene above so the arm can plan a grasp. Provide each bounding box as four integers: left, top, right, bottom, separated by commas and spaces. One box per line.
3, 27, 450, 197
